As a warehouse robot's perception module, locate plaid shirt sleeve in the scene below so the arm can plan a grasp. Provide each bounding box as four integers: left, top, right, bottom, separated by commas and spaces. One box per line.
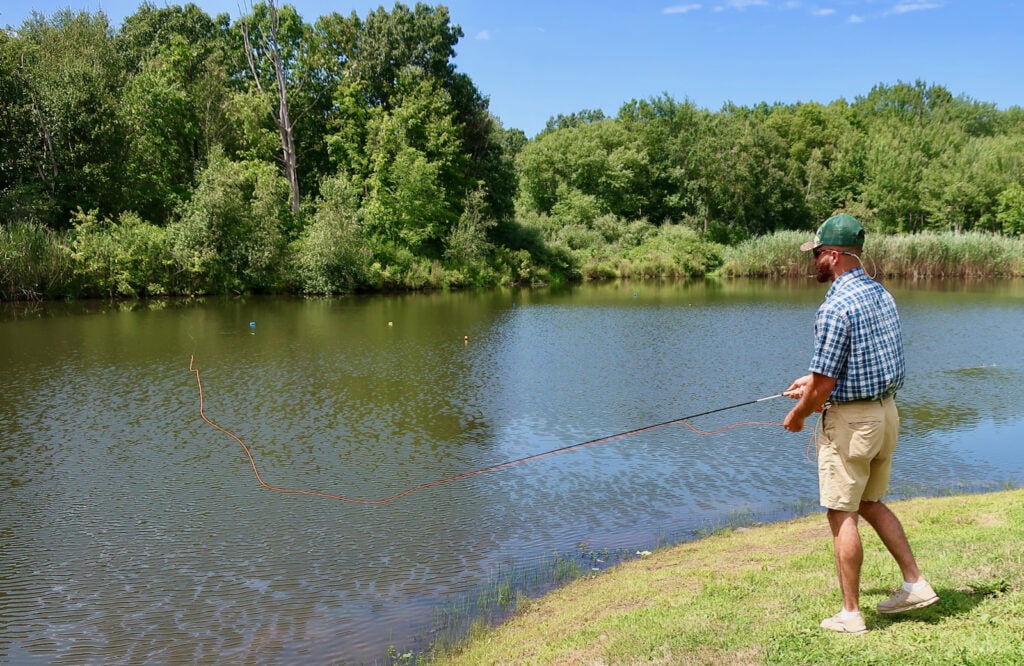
810, 301, 850, 382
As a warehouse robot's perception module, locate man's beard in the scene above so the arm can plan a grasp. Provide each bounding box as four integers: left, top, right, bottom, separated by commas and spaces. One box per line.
816, 261, 832, 283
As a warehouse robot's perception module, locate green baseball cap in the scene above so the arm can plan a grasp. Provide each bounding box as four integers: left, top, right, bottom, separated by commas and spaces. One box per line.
800, 213, 865, 251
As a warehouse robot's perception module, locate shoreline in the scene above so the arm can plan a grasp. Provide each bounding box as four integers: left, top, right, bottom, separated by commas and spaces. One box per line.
432, 487, 1024, 665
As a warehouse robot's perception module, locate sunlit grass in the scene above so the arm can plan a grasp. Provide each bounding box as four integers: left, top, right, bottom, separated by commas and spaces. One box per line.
429, 489, 1024, 665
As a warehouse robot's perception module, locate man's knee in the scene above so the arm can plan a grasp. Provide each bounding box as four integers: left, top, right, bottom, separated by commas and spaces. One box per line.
858, 499, 885, 515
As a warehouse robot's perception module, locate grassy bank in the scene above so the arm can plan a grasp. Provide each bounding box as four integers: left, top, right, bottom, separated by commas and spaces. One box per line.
431, 489, 1024, 665
720, 230, 1024, 279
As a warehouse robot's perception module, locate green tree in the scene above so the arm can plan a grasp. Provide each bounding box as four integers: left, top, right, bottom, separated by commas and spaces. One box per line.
0, 30, 49, 222
542, 108, 606, 134
360, 88, 455, 254
314, 2, 514, 276
997, 184, 1024, 236
117, 2, 228, 73
115, 2, 234, 222
858, 120, 945, 232
349, 2, 461, 112
7, 10, 126, 227
765, 101, 860, 226
445, 186, 495, 268
700, 106, 805, 240
617, 95, 708, 226
517, 118, 649, 223
169, 147, 291, 293
118, 55, 196, 222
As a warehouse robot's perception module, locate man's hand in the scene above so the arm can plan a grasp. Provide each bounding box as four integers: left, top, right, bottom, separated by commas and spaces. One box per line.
783, 372, 836, 432
783, 411, 806, 432
784, 374, 812, 399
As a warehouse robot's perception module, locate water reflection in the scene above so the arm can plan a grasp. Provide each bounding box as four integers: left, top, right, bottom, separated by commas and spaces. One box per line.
1, 280, 1023, 664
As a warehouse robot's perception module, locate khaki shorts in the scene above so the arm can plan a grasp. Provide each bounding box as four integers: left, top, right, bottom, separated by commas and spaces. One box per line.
817, 396, 899, 512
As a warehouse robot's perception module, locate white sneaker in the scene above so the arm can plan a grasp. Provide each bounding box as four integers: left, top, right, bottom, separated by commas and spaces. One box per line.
877, 582, 939, 614
820, 612, 867, 635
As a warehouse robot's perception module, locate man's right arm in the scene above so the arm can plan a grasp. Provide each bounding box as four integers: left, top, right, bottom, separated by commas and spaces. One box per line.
783, 372, 836, 432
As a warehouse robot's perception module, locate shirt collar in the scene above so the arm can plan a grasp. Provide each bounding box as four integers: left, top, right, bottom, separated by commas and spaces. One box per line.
825, 265, 867, 299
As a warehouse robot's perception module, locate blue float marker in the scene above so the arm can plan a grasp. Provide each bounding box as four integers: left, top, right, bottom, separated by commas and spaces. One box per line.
249, 321, 256, 328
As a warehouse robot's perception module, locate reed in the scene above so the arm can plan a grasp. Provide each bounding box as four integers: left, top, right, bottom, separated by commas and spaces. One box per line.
718, 231, 809, 278
871, 232, 1024, 278
720, 230, 1024, 278
0, 220, 75, 300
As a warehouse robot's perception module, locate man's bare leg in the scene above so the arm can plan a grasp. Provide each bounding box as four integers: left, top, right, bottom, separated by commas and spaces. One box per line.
827, 509, 863, 611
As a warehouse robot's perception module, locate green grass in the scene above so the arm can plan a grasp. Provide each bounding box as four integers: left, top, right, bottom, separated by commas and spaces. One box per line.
429, 489, 1024, 665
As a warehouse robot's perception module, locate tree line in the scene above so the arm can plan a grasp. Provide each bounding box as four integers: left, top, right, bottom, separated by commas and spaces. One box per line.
2, 2, 1024, 300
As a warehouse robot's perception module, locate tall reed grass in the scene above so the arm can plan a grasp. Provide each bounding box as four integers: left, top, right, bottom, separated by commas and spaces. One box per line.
0, 221, 74, 300
720, 230, 1024, 278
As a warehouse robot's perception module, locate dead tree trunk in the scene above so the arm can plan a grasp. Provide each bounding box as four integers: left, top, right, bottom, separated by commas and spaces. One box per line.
242, 0, 300, 213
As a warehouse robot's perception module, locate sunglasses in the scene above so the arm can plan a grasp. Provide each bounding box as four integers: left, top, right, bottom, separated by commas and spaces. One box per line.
814, 247, 860, 261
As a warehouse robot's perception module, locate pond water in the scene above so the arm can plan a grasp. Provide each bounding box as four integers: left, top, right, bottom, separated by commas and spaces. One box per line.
2, 279, 1023, 664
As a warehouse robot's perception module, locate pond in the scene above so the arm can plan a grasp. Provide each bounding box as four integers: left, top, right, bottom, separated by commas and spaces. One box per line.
2, 279, 1023, 664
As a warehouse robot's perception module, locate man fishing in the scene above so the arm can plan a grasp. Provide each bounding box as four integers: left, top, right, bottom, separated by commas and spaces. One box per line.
783, 213, 939, 635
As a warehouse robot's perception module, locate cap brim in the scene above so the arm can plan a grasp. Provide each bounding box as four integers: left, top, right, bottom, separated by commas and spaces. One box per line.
799, 240, 819, 252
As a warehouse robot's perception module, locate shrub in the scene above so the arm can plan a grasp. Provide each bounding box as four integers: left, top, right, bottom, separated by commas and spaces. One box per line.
445, 187, 496, 268
168, 148, 291, 294
290, 174, 371, 295
70, 210, 173, 298
621, 224, 724, 277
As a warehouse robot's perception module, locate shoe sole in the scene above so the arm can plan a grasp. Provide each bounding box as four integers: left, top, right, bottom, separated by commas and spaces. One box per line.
877, 594, 939, 614
820, 618, 868, 635
821, 623, 867, 635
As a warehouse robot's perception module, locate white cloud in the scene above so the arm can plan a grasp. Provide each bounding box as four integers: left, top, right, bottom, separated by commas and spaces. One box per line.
889, 3, 941, 14
812, 8, 836, 16
663, 3, 702, 14
848, 14, 865, 23
724, 0, 769, 8
474, 30, 491, 41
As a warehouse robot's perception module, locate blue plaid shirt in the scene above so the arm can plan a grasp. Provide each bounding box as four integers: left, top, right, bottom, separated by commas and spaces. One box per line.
809, 267, 905, 403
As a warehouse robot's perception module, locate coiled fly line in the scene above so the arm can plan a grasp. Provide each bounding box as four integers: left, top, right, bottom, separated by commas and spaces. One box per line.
189, 356, 787, 505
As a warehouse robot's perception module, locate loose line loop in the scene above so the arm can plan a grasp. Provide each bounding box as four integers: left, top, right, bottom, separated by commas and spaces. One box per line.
189, 356, 786, 505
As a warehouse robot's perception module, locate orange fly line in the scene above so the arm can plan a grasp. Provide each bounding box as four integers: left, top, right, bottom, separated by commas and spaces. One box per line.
189, 356, 786, 505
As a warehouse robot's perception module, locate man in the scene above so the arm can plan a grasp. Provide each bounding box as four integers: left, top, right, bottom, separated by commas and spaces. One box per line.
783, 213, 938, 635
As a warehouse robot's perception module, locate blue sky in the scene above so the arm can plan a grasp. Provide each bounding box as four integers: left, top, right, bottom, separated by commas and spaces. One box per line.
4, 1, 1021, 137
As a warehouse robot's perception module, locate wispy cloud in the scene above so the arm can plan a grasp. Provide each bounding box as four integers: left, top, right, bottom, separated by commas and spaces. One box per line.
662, 4, 702, 14
723, 0, 769, 8
888, 2, 941, 15
848, 14, 865, 23
474, 30, 491, 41
812, 8, 836, 16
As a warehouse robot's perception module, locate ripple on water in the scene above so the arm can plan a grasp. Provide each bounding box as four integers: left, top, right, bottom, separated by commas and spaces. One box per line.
3, 290, 1024, 663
